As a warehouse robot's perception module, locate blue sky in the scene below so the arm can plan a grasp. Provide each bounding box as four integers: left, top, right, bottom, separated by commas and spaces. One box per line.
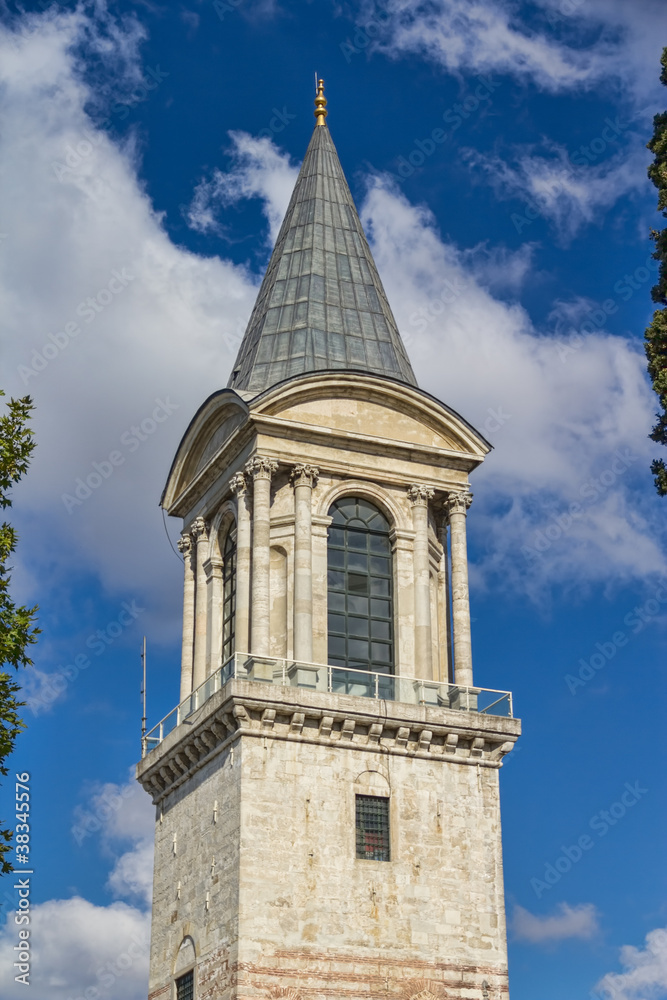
0, 0, 666, 997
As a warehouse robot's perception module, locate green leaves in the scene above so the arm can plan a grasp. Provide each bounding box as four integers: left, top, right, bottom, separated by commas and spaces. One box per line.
645, 50, 667, 495
0, 390, 39, 873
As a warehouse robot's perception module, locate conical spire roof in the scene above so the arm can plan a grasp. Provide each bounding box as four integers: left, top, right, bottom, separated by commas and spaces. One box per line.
228, 104, 417, 395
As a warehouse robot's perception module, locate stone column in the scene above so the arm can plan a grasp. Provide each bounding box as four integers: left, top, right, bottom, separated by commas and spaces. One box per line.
444, 490, 473, 688
204, 555, 223, 676
191, 516, 209, 692
408, 485, 435, 680
177, 532, 195, 703
291, 464, 319, 664
245, 456, 278, 657
230, 472, 251, 655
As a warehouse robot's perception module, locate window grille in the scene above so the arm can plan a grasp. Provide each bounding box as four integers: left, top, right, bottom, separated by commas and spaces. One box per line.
356, 794, 390, 861
222, 525, 237, 662
176, 970, 194, 1000
327, 498, 394, 686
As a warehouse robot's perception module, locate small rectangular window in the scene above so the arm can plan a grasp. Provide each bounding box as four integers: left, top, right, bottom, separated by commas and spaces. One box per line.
356, 794, 390, 861
176, 970, 194, 1000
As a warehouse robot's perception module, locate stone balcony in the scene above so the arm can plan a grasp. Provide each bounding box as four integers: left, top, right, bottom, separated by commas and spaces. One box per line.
137, 654, 520, 802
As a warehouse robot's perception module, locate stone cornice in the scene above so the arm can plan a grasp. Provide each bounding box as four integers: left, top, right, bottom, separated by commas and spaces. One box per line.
137, 680, 520, 804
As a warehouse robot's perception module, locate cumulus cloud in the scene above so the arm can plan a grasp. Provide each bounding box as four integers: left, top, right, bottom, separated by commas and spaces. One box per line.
0, 772, 154, 999
462, 139, 649, 243
0, 897, 150, 1000
511, 902, 600, 943
0, 4, 259, 643
71, 770, 155, 905
351, 0, 667, 103
594, 926, 667, 1000
359, 174, 665, 595
187, 131, 299, 243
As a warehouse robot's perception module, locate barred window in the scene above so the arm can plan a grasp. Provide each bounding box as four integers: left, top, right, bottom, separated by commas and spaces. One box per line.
356, 794, 390, 861
176, 970, 194, 1000
222, 525, 237, 662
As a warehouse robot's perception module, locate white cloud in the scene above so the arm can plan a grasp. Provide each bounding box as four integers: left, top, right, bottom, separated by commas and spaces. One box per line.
0, 772, 154, 998
0, 4, 260, 643
462, 140, 649, 242
512, 902, 600, 943
0, 897, 150, 1000
594, 926, 667, 1000
187, 131, 299, 243
353, 0, 667, 102
71, 770, 155, 905
359, 174, 665, 595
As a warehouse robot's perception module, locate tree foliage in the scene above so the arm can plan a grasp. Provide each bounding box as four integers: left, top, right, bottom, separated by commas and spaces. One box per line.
0, 391, 39, 873
646, 48, 667, 495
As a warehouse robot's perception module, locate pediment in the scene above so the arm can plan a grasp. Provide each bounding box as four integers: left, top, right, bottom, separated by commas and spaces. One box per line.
252, 373, 489, 460
162, 390, 249, 511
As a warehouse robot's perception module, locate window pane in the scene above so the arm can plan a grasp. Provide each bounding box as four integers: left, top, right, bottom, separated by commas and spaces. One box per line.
328, 547, 345, 568
328, 635, 346, 656
347, 595, 368, 615
370, 556, 390, 575
371, 641, 392, 663
348, 550, 369, 571
328, 571, 345, 590
370, 533, 390, 554
347, 530, 367, 550
370, 577, 390, 597
348, 617, 369, 637
349, 638, 370, 659
329, 591, 345, 612
371, 619, 391, 639
348, 573, 369, 595
328, 613, 345, 633
371, 598, 391, 618
328, 527, 345, 547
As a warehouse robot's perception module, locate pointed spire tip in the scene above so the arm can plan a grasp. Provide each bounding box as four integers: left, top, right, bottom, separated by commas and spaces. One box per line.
314, 78, 327, 126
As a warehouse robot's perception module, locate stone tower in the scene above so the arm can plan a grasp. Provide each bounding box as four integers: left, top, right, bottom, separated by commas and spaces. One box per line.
137, 81, 520, 1000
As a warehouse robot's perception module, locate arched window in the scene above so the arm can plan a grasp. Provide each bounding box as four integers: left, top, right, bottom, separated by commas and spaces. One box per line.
327, 498, 394, 680
222, 524, 237, 662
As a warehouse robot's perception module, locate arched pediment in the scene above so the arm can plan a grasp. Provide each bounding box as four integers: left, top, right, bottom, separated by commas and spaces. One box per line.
162, 390, 249, 511
250, 372, 490, 461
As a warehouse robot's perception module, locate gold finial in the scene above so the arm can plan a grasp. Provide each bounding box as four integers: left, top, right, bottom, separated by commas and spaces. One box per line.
314, 78, 327, 126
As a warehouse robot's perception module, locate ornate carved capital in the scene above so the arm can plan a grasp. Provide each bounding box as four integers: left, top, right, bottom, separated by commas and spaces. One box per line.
177, 533, 192, 558
229, 472, 247, 495
190, 516, 209, 542
407, 484, 435, 508
290, 463, 319, 489
443, 489, 473, 518
245, 456, 278, 481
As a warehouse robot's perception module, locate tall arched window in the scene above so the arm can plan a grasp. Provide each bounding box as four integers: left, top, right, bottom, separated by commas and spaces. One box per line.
327, 498, 394, 680
222, 524, 237, 662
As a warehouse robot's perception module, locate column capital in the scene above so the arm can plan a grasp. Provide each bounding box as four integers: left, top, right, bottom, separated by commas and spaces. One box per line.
245, 455, 278, 481
291, 463, 319, 488
444, 490, 473, 518
229, 471, 248, 495
177, 533, 193, 558
190, 516, 209, 542
407, 484, 435, 507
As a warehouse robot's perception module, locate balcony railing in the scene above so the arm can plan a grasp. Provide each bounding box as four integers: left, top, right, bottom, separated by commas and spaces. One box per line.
142, 653, 513, 757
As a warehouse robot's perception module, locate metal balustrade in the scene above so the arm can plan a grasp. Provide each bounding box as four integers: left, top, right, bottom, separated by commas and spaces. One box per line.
142, 652, 513, 757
